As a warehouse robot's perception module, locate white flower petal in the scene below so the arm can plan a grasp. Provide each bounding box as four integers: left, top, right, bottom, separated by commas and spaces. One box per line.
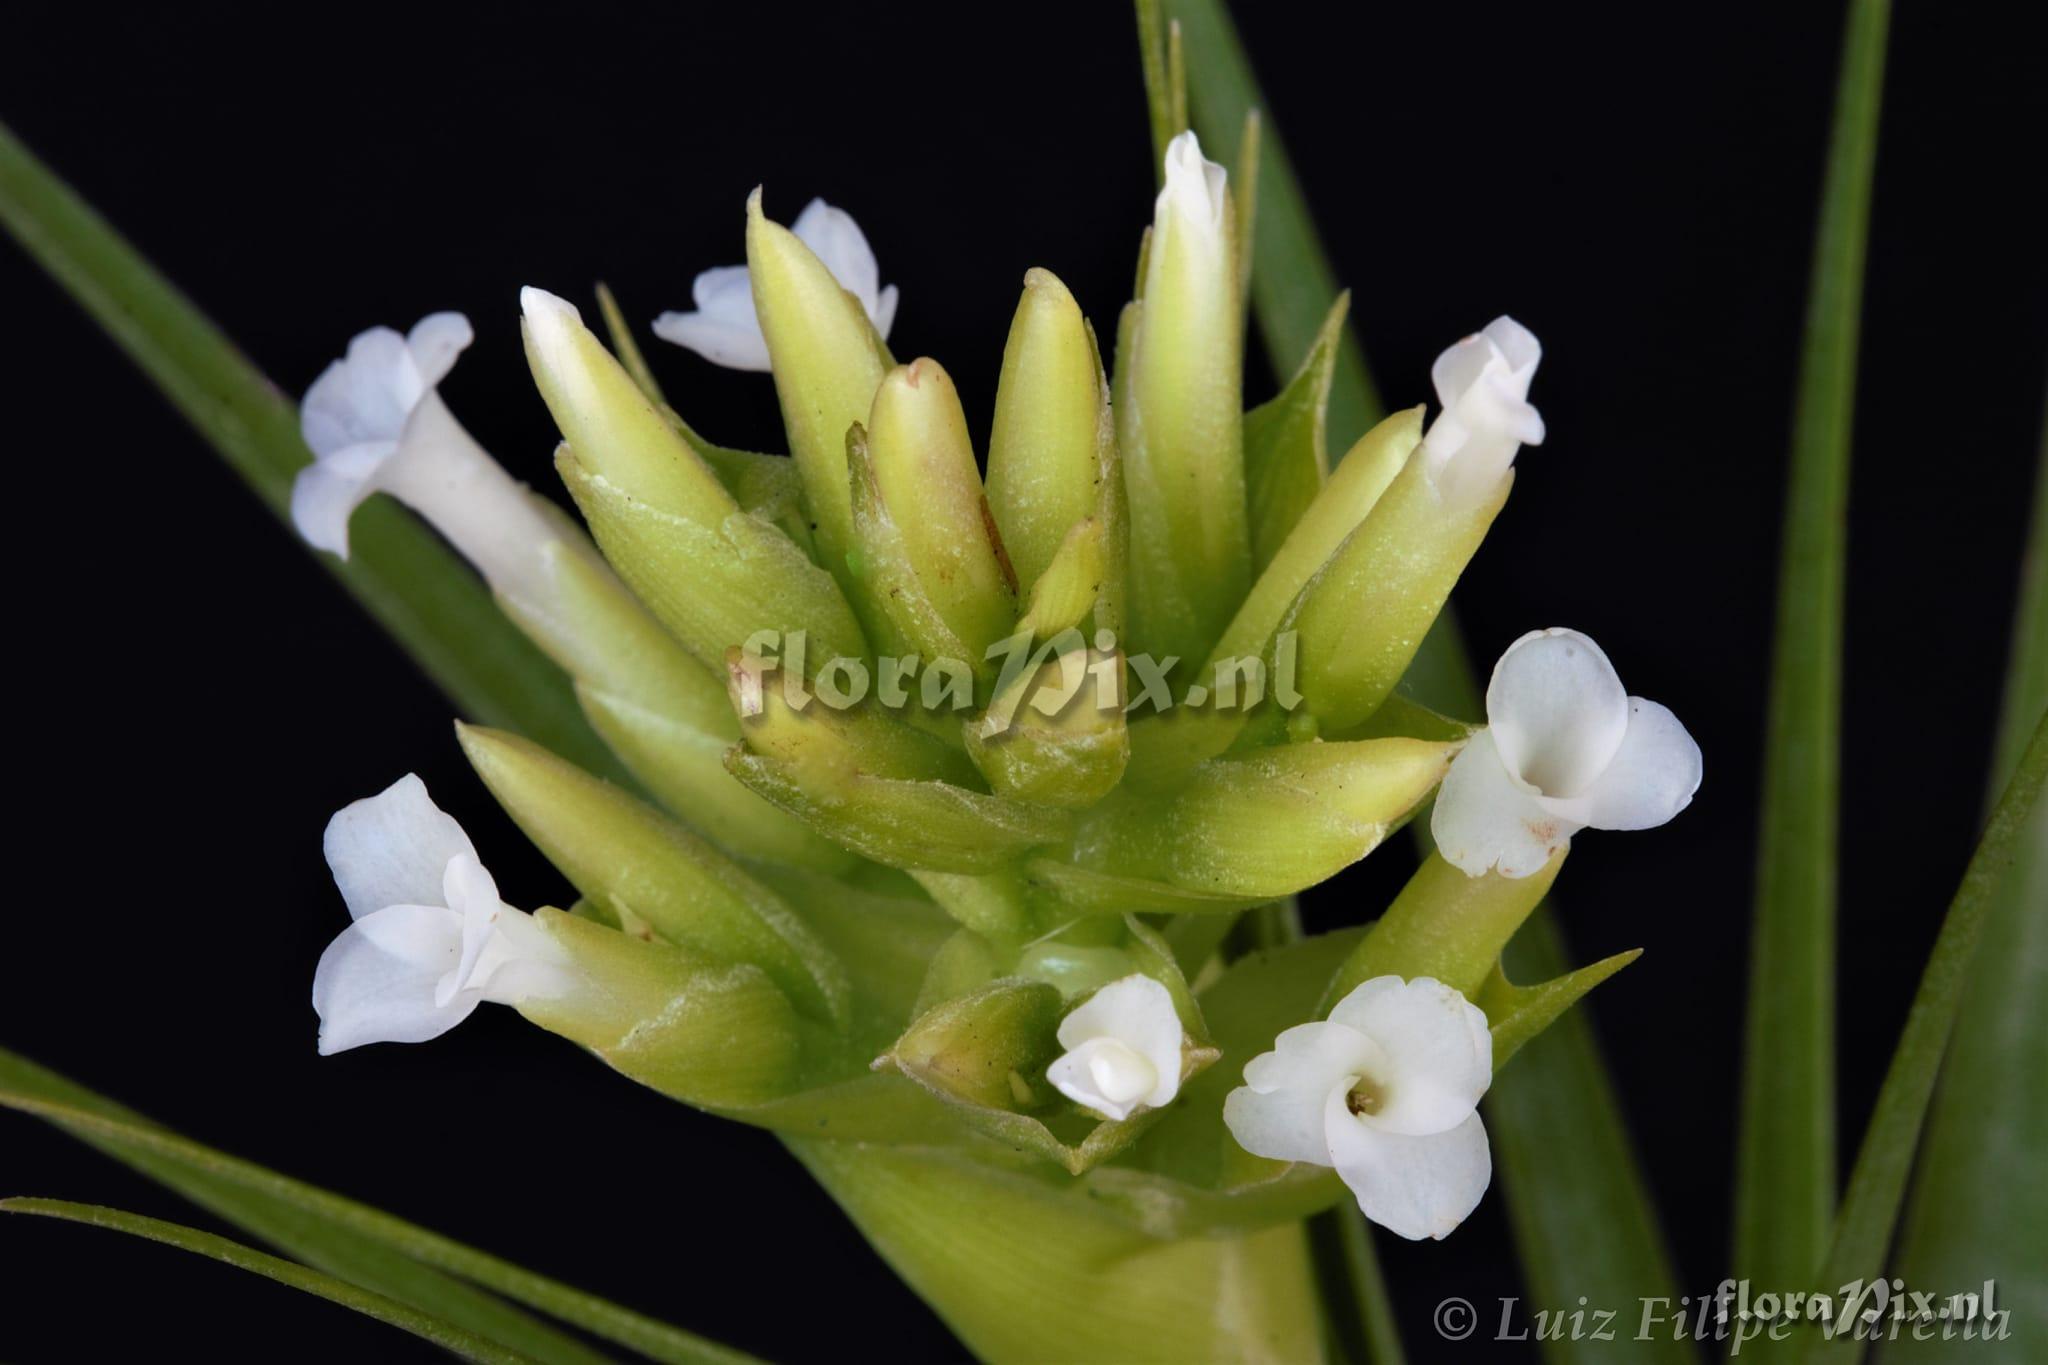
1048, 1037, 1158, 1121
312, 903, 477, 1054
405, 312, 473, 390
791, 198, 882, 315
439, 852, 504, 1007
1430, 730, 1583, 878
1544, 696, 1702, 831
1420, 316, 1543, 504
1241, 1020, 1385, 1094
340, 327, 423, 440
1223, 1076, 1341, 1166
651, 306, 772, 372
1325, 1095, 1492, 1241
1053, 974, 1185, 1111
290, 444, 392, 558
656, 198, 891, 372
1481, 316, 1542, 382
321, 774, 478, 921
1159, 130, 1229, 237
1326, 977, 1492, 1137
1486, 628, 1630, 798
872, 283, 900, 342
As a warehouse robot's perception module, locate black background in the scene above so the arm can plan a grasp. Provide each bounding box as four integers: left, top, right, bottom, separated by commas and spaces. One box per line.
2, 2, 2043, 1360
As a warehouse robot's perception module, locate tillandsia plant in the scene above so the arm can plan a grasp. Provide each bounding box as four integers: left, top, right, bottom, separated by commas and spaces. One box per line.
2, 1, 2044, 1362
274, 119, 1701, 1352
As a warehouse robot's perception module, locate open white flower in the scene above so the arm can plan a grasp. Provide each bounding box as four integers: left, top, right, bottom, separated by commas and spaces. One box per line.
1224, 976, 1493, 1241
1419, 316, 1545, 508
293, 314, 564, 604
1045, 974, 1184, 1121
1432, 628, 1703, 878
312, 774, 575, 1055
654, 198, 898, 372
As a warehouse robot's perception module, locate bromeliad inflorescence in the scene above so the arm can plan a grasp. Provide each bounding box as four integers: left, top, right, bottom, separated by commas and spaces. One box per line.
290, 126, 1699, 1360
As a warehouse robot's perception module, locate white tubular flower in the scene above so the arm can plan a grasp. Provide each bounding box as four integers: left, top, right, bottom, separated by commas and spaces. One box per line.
312, 774, 576, 1055
1154, 128, 1230, 261
654, 198, 899, 371
1223, 977, 1493, 1241
1432, 628, 1704, 878
1418, 317, 1545, 508
1045, 974, 1184, 1121
293, 313, 561, 602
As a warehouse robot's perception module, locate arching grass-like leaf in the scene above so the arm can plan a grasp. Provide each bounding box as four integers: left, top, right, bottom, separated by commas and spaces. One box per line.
1883, 414, 2048, 1361
0, 1053, 757, 1365
1, 1198, 535, 1365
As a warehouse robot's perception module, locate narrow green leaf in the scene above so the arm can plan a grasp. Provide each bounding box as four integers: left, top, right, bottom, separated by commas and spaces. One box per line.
1133, 0, 1184, 181
0, 1049, 611, 1365
1734, 0, 1890, 1291
0, 1076, 760, 1365
1803, 715, 2046, 1364
0, 1198, 535, 1365
0, 121, 622, 782
1885, 414, 2048, 1361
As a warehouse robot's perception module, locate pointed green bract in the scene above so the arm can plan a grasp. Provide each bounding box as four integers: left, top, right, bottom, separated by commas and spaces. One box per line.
1070, 739, 1455, 900
458, 723, 850, 1025
1480, 948, 1642, 1070
747, 188, 893, 577
1210, 405, 1423, 674
575, 683, 854, 872
1287, 453, 1511, 733
966, 647, 1129, 808
728, 749, 1074, 874
988, 269, 1105, 593
524, 909, 804, 1106
881, 978, 1066, 1112
1121, 134, 1249, 670
524, 287, 734, 520
845, 421, 978, 667
555, 447, 866, 671
727, 649, 976, 785
1012, 518, 1107, 642
913, 868, 1036, 942
864, 359, 1017, 659
1243, 290, 1346, 571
